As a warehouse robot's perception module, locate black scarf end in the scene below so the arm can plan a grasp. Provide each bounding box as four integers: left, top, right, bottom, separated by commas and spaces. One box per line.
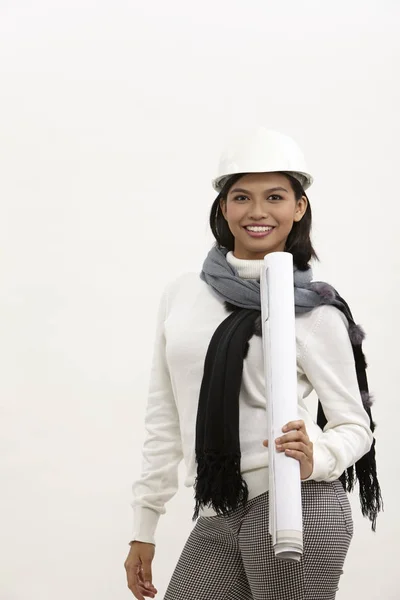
340, 451, 384, 532
192, 452, 249, 521
359, 478, 384, 533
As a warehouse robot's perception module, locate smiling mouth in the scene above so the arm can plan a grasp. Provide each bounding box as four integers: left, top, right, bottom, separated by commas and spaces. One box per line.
243, 225, 275, 238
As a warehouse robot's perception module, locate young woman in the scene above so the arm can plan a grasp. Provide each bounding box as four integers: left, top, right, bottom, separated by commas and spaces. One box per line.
124, 128, 381, 600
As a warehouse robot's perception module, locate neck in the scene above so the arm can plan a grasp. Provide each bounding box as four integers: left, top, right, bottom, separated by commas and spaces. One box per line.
226, 251, 264, 280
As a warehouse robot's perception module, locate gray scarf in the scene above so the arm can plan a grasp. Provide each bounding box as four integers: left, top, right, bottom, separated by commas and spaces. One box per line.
200, 245, 334, 313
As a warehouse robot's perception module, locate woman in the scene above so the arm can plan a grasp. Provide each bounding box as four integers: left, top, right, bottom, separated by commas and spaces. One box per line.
124, 128, 381, 600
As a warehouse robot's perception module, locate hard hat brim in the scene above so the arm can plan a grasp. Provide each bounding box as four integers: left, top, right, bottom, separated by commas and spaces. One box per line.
212, 170, 314, 193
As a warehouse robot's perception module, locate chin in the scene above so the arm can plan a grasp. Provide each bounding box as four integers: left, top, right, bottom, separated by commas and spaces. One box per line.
239, 240, 286, 258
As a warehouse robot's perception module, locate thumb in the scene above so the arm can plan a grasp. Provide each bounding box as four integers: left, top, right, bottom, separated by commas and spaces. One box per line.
142, 560, 153, 588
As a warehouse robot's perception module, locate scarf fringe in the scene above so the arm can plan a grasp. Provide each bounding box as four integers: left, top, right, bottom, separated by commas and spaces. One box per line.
192, 452, 249, 521
339, 440, 383, 532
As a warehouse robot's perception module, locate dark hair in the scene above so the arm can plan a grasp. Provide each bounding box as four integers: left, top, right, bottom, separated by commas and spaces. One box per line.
209, 172, 319, 270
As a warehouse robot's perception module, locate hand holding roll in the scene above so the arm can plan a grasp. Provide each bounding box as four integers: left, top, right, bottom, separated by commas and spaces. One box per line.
263, 419, 314, 481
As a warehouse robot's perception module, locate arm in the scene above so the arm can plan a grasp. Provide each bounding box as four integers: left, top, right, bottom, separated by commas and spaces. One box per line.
298, 305, 373, 482
130, 283, 183, 545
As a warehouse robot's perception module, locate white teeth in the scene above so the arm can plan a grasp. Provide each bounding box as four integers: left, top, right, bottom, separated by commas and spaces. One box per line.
245, 226, 273, 232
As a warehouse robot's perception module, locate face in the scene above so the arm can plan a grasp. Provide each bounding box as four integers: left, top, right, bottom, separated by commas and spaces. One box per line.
220, 172, 308, 260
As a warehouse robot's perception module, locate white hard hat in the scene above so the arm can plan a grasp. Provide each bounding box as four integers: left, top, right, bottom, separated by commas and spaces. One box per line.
212, 127, 313, 192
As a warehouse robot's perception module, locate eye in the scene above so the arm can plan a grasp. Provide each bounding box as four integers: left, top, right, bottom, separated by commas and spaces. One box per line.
268, 194, 283, 201
233, 195, 248, 202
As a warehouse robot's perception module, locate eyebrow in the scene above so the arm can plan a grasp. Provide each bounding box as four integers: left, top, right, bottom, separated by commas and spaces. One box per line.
229, 186, 289, 195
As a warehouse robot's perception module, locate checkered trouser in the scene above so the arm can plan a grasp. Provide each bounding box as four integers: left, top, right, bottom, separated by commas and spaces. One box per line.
164, 480, 353, 600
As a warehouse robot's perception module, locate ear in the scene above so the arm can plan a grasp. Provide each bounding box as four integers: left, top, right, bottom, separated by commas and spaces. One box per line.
293, 196, 308, 222
219, 197, 227, 219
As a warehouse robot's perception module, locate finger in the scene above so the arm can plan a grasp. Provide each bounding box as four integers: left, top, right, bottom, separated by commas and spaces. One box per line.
137, 584, 156, 598
127, 566, 155, 600
278, 441, 312, 458
276, 431, 307, 445
263, 439, 269, 447
284, 448, 311, 463
138, 568, 157, 592
127, 574, 145, 600
138, 581, 157, 593
141, 561, 154, 592
283, 420, 306, 433
138, 582, 157, 597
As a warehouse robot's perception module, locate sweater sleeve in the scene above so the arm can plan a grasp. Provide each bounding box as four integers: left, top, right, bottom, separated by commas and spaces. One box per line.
130, 284, 183, 545
298, 305, 373, 482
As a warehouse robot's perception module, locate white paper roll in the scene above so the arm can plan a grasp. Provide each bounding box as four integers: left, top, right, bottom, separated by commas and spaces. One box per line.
260, 252, 303, 562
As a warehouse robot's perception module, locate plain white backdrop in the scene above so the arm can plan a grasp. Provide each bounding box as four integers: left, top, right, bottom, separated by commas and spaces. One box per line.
0, 1, 398, 599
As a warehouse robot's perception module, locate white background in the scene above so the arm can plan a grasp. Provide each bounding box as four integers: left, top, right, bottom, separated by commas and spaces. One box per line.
0, 1, 398, 599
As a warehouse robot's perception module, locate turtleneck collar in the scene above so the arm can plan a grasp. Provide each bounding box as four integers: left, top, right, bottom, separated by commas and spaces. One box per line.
226, 251, 264, 280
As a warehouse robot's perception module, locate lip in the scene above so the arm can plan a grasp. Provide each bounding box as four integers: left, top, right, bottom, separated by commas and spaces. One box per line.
243, 224, 275, 228
243, 225, 275, 238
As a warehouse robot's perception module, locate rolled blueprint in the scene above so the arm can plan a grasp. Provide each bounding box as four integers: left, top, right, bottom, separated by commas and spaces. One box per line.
260, 252, 303, 562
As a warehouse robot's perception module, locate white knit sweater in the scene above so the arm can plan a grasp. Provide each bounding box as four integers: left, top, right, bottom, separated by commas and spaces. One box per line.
130, 252, 373, 545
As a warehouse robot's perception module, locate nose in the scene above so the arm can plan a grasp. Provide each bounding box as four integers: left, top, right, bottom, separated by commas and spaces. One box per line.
247, 200, 269, 220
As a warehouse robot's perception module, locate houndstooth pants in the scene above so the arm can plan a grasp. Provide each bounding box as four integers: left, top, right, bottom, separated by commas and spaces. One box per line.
164, 480, 353, 600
